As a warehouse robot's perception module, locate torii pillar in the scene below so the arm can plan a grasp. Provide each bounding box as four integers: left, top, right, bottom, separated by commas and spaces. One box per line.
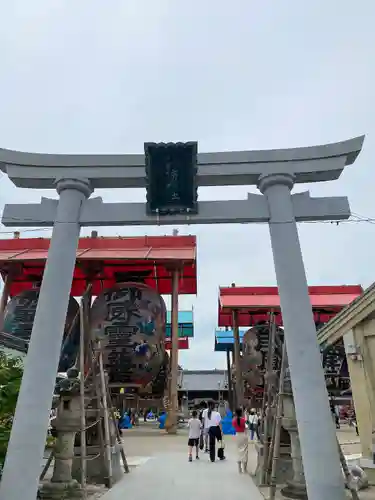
258, 173, 344, 499
0, 178, 92, 500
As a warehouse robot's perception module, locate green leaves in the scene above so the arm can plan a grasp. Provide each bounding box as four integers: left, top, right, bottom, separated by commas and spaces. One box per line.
0, 350, 23, 468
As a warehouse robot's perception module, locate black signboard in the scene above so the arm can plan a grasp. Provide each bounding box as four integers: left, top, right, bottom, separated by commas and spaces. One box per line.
145, 141, 198, 215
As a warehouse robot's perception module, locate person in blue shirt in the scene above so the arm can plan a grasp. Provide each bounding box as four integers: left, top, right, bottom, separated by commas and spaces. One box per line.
158, 411, 167, 429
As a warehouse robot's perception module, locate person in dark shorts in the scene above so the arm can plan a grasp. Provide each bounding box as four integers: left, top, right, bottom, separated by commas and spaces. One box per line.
188, 410, 202, 462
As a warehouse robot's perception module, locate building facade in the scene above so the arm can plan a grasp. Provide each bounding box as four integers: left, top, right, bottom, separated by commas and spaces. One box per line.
178, 369, 228, 406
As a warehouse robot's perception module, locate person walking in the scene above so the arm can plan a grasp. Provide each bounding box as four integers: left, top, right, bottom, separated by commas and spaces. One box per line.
187, 410, 201, 462
248, 409, 259, 441
199, 401, 209, 452
232, 408, 248, 473
354, 419, 359, 436
203, 401, 224, 462
330, 402, 340, 429
255, 411, 261, 441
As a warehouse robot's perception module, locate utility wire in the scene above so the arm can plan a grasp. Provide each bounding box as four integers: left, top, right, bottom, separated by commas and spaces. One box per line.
0, 211, 375, 234
0, 227, 51, 235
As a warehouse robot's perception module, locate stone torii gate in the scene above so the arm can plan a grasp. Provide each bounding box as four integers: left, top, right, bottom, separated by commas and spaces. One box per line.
0, 136, 364, 500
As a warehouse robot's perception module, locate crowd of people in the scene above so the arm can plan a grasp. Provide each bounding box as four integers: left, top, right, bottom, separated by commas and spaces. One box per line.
187, 401, 262, 471
116, 401, 265, 472
186, 401, 225, 463
116, 399, 358, 475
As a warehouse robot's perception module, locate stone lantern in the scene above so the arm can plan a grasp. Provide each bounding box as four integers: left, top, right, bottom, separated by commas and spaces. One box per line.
39, 368, 83, 499
281, 368, 308, 499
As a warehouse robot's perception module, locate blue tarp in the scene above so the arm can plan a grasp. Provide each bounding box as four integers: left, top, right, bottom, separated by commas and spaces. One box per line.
118, 414, 132, 430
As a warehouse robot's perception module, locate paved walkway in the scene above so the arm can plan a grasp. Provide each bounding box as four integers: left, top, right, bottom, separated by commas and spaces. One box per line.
98, 424, 375, 500
102, 448, 263, 500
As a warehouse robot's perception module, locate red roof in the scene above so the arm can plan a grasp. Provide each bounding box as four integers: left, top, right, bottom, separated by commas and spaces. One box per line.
218, 285, 363, 327
0, 236, 197, 296
165, 337, 189, 350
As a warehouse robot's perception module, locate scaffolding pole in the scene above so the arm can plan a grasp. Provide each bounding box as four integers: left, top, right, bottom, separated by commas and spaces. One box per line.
106, 388, 130, 473
79, 299, 87, 498
98, 341, 113, 488
261, 312, 276, 485
0, 272, 11, 330
269, 341, 287, 500
91, 357, 108, 485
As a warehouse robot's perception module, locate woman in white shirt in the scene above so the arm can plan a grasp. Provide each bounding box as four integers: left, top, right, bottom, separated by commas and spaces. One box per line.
202, 401, 224, 462
199, 402, 209, 452
248, 409, 259, 441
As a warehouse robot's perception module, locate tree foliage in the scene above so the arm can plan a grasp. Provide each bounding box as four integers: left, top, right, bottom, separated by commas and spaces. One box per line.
0, 350, 23, 469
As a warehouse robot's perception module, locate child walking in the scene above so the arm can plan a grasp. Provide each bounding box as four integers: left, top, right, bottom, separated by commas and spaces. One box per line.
188, 410, 201, 462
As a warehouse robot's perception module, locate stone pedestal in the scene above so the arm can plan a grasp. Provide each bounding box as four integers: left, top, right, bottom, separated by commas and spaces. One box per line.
51, 430, 77, 483
281, 392, 308, 499
39, 481, 83, 500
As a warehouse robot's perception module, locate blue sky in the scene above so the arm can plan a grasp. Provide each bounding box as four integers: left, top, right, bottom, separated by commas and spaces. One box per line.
0, 0, 374, 368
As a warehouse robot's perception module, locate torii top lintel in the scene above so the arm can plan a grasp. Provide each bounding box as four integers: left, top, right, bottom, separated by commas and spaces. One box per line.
0, 136, 364, 190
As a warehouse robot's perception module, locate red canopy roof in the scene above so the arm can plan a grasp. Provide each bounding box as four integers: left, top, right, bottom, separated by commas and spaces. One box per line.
0, 236, 197, 296
165, 337, 189, 350
218, 285, 363, 327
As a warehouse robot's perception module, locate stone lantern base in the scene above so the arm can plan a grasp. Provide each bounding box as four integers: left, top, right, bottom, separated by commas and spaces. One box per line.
281, 388, 308, 500
39, 481, 105, 500
38, 480, 83, 499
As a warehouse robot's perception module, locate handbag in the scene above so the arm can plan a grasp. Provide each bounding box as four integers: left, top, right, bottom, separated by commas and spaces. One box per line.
199, 433, 204, 450
217, 440, 225, 460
